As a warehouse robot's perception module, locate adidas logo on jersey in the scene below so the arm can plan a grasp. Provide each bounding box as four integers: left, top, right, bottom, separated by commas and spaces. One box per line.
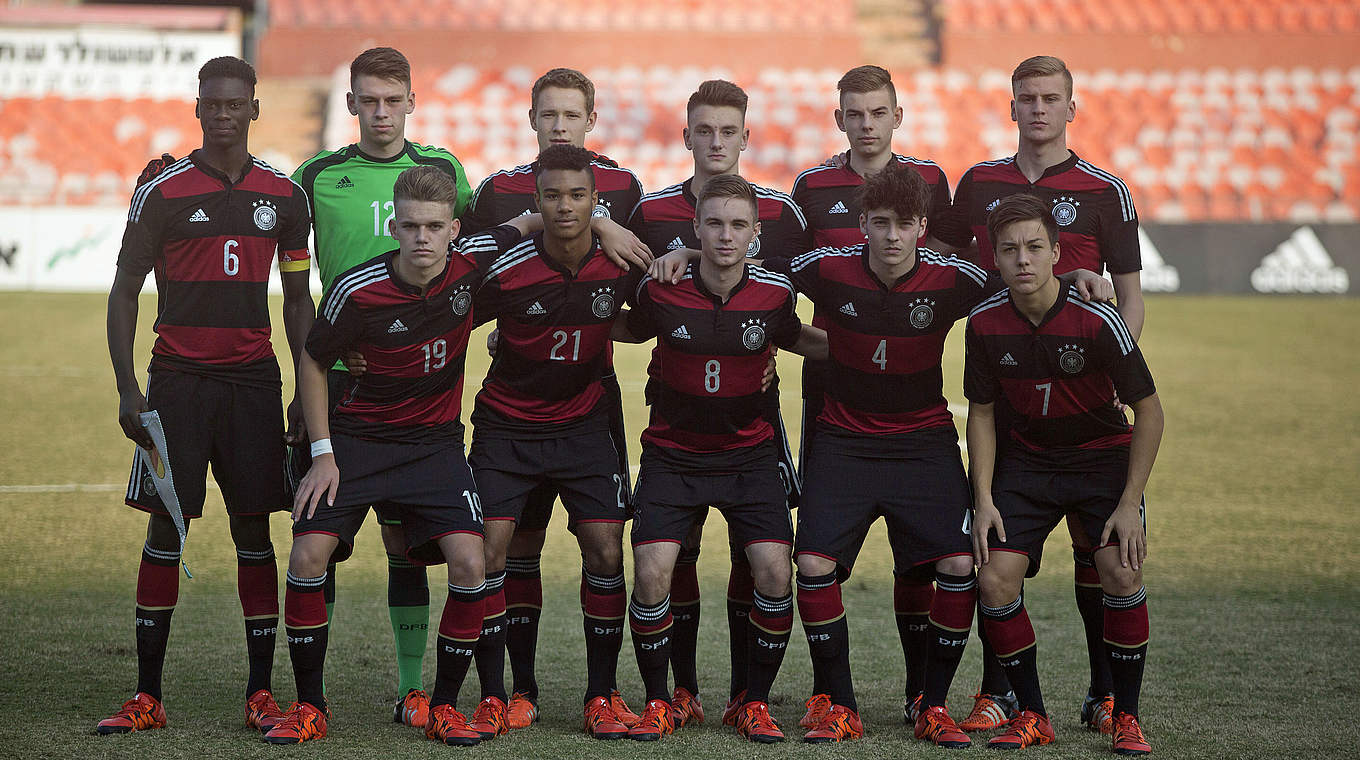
1250, 226, 1349, 294
839, 302, 858, 317
526, 301, 547, 316
671, 325, 692, 340
828, 201, 849, 214
188, 208, 210, 223
387, 319, 408, 333
1000, 352, 1018, 366
335, 175, 354, 189
667, 237, 685, 251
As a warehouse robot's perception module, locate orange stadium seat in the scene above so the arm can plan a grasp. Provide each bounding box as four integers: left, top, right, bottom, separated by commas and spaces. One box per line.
941, 0, 1347, 34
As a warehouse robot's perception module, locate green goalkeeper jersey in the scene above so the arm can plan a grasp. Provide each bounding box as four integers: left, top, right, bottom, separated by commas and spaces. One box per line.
292, 141, 472, 293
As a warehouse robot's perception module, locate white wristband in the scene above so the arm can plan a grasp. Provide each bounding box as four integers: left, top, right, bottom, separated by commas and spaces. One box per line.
310, 438, 333, 457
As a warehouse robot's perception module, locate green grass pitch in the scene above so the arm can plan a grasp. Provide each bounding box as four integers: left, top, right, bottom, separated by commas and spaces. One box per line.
0, 292, 1357, 759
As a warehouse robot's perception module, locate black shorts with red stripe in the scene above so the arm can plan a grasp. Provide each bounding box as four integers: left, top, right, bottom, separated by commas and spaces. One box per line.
470, 427, 629, 531
125, 368, 287, 518
326, 368, 403, 527
986, 446, 1143, 576
631, 443, 793, 550
291, 433, 483, 565
793, 426, 973, 580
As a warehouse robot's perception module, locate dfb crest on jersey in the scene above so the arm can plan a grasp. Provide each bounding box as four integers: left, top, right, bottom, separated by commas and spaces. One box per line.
450, 285, 473, 317
1051, 196, 1080, 227
908, 297, 937, 329
252, 199, 278, 231
142, 472, 158, 497
740, 318, 767, 350
592, 202, 611, 219
1058, 343, 1086, 374
747, 235, 761, 257
590, 287, 616, 318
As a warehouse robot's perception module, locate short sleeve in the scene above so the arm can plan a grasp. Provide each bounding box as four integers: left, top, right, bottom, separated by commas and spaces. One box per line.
1100, 189, 1141, 275
277, 182, 312, 272
781, 251, 822, 302
116, 190, 160, 276
306, 291, 362, 366
625, 279, 658, 340
769, 288, 802, 350
928, 168, 952, 221
963, 320, 999, 404
459, 176, 499, 236
759, 199, 813, 267
932, 171, 975, 249
1096, 315, 1156, 405
954, 258, 992, 312
459, 224, 523, 273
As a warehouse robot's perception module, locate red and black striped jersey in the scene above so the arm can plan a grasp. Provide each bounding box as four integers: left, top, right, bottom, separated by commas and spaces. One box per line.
626, 177, 811, 267
963, 285, 1155, 454
790, 154, 951, 249
628, 263, 801, 463
117, 151, 311, 388
461, 153, 643, 235
777, 244, 988, 448
934, 152, 1140, 276
472, 233, 641, 438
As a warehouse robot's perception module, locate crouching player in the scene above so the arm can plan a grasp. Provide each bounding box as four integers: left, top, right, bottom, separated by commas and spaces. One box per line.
964, 194, 1162, 755
614, 175, 827, 743
274, 166, 507, 746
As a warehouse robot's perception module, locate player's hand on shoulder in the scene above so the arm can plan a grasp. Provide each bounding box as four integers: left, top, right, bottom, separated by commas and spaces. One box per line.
647, 248, 698, 284
1072, 270, 1115, 302
596, 220, 654, 270
822, 151, 849, 169
293, 455, 339, 521
486, 328, 500, 357
342, 351, 368, 376
136, 153, 176, 188
117, 389, 154, 449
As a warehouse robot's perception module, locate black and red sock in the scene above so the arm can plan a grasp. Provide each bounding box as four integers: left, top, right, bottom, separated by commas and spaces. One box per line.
1075, 549, 1114, 697
504, 554, 542, 701
922, 571, 976, 707
432, 581, 485, 709
629, 595, 673, 702
1103, 587, 1149, 718
581, 568, 626, 702
745, 590, 792, 704
135, 543, 181, 701
894, 569, 934, 700
727, 558, 755, 698
237, 545, 279, 698
669, 547, 701, 695
797, 570, 856, 712
475, 571, 508, 702
284, 571, 329, 711
980, 593, 1044, 717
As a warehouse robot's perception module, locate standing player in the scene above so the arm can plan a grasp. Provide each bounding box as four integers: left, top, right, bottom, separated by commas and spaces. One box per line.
933, 55, 1145, 733
964, 194, 1161, 755
100, 57, 313, 735
616, 175, 826, 743
776, 166, 982, 746
626, 79, 809, 727
461, 67, 647, 732
463, 144, 641, 740
788, 64, 954, 732
275, 166, 522, 746
291, 46, 473, 729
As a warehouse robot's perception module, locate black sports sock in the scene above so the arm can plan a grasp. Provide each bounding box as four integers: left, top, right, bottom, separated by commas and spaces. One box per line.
797, 571, 856, 712
1104, 587, 1149, 718
629, 595, 673, 702
134, 543, 180, 701
1074, 549, 1114, 696
284, 571, 330, 711
976, 599, 1012, 696
922, 572, 976, 707
504, 554, 542, 701
322, 562, 337, 621
726, 558, 755, 698
980, 593, 1044, 717
237, 545, 279, 697
669, 547, 702, 695
432, 581, 485, 709
581, 568, 626, 701
475, 571, 509, 702
894, 569, 934, 700
745, 591, 792, 704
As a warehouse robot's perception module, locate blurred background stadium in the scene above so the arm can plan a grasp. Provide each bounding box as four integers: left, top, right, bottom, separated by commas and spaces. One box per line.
1, 0, 1357, 293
